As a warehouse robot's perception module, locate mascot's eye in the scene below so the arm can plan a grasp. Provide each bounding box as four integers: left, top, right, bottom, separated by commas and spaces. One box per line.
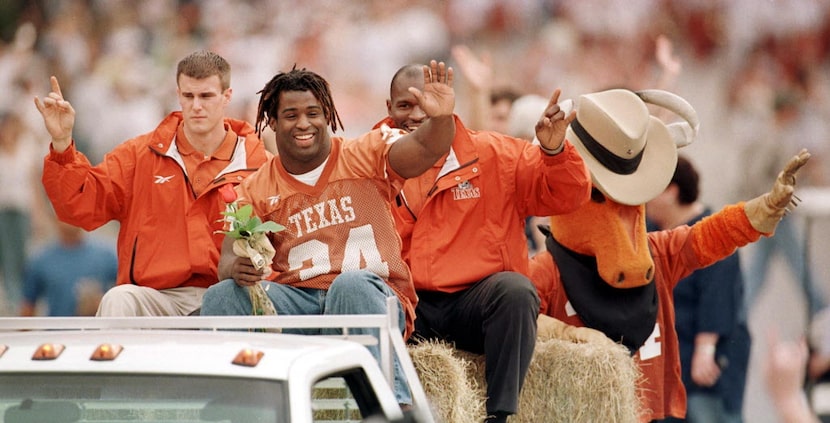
590, 187, 606, 204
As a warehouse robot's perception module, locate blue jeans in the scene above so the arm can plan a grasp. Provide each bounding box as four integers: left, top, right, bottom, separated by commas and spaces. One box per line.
201, 270, 412, 405
744, 217, 825, 317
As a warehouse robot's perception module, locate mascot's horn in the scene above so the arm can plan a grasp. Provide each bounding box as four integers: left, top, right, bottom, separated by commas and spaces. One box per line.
635, 89, 700, 148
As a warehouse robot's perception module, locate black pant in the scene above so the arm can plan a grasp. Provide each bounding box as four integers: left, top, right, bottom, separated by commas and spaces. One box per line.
412, 272, 540, 415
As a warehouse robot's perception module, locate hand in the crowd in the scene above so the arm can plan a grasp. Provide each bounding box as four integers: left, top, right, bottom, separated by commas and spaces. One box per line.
691, 346, 722, 387
655, 34, 682, 84
766, 331, 809, 400
451, 45, 492, 93
745, 148, 810, 233
409, 60, 455, 119
33, 76, 75, 153
534, 88, 575, 152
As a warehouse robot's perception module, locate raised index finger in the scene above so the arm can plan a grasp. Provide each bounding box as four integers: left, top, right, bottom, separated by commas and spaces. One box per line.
50, 75, 64, 99
547, 89, 563, 108
543, 89, 563, 117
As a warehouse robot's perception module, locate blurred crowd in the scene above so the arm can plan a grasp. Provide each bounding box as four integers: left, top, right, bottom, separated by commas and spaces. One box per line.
0, 0, 829, 309
1, 2, 830, 422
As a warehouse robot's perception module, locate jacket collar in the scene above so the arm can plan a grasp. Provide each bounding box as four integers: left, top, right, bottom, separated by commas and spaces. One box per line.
174, 121, 238, 161
149, 112, 259, 183
149, 112, 257, 156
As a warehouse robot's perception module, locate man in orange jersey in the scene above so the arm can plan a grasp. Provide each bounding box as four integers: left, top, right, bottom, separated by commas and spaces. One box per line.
200, 61, 456, 408
34, 50, 270, 316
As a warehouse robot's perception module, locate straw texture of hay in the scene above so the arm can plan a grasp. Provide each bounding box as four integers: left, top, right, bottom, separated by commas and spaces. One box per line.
409, 340, 486, 423
410, 337, 641, 422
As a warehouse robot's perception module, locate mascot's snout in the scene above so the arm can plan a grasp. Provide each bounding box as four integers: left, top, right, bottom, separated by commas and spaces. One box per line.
550, 193, 655, 288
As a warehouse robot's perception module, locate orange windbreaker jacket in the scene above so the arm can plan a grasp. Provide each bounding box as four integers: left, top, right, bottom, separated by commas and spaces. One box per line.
42, 112, 270, 290
375, 116, 591, 293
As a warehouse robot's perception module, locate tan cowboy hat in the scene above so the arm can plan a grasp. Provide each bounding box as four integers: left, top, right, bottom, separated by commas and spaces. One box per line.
566, 88, 698, 206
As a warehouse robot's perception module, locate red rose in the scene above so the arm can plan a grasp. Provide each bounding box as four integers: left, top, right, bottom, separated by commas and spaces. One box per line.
219, 183, 238, 203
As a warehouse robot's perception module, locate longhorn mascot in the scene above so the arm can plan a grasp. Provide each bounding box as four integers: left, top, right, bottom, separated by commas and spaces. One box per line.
529, 88, 810, 422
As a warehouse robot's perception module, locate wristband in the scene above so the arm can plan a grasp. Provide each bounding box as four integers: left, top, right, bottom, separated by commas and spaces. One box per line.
538, 139, 565, 156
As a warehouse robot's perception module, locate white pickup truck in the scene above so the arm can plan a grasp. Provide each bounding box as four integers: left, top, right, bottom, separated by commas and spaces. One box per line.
0, 300, 434, 423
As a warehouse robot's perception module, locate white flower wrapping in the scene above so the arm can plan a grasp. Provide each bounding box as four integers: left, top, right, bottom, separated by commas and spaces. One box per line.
231, 232, 279, 321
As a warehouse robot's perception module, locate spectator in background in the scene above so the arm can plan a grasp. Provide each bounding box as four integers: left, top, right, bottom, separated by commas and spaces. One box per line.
806, 307, 830, 422
490, 88, 521, 131
739, 91, 826, 320
765, 330, 821, 423
0, 111, 44, 316
506, 94, 550, 141
33, 50, 271, 317
647, 155, 751, 423
450, 44, 520, 133
21, 217, 117, 316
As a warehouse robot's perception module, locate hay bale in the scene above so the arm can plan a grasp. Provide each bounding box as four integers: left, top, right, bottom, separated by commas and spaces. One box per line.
517, 339, 641, 423
408, 340, 485, 423
411, 338, 641, 423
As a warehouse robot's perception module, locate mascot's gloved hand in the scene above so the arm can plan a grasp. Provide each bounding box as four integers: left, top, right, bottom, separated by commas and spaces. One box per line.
537, 315, 616, 346
745, 148, 810, 234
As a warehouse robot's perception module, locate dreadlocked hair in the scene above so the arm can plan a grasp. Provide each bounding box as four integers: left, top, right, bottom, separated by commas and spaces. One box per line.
255, 65, 344, 137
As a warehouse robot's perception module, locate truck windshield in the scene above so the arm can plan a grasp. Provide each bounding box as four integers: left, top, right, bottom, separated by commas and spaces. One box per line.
0, 373, 287, 423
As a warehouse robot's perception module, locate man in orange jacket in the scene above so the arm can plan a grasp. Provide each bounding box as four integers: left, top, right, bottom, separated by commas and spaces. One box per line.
375, 64, 592, 423
34, 50, 270, 316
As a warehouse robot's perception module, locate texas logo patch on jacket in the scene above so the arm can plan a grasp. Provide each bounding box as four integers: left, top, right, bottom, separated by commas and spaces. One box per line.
452, 180, 480, 200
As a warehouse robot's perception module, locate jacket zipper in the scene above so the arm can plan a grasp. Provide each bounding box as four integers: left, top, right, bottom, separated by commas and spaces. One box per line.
399, 157, 480, 221
129, 237, 138, 285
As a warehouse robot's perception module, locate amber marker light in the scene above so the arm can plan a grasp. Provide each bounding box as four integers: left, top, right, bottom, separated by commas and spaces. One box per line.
90, 344, 123, 361
32, 343, 65, 360
232, 348, 264, 367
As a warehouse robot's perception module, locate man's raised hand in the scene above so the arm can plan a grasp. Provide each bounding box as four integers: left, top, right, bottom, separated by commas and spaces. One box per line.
33, 76, 75, 153
535, 88, 575, 152
745, 148, 811, 233
409, 60, 455, 119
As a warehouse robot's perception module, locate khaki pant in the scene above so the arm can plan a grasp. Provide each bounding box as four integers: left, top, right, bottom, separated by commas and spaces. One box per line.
96, 285, 205, 317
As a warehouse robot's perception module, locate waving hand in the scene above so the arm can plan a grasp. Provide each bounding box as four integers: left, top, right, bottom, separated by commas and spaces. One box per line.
745, 148, 811, 234
409, 60, 455, 119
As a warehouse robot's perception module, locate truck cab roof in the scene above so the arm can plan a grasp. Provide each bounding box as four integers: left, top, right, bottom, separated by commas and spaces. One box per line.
0, 307, 431, 423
